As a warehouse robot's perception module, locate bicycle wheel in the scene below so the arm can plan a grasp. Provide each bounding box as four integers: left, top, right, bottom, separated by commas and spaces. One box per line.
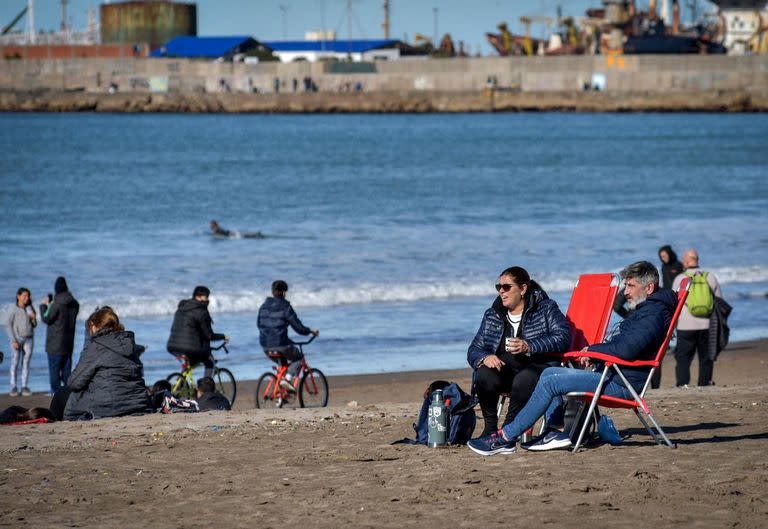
299, 368, 329, 408
214, 367, 237, 406
166, 372, 194, 400
255, 373, 277, 409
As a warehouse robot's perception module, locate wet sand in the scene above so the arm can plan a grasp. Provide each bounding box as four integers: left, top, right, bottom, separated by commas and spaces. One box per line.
1, 339, 767, 528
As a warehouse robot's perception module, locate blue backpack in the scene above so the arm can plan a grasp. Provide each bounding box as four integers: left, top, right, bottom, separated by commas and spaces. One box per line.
393, 380, 477, 446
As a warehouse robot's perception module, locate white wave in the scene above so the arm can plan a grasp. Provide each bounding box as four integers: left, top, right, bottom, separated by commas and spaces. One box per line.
710, 266, 768, 284
18, 265, 766, 321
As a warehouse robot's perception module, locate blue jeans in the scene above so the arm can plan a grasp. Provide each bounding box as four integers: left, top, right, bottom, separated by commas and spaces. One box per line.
48, 354, 72, 394
500, 366, 634, 441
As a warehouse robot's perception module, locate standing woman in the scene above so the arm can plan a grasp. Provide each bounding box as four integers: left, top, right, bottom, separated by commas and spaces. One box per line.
64, 307, 150, 420
40, 276, 79, 394
467, 266, 571, 437
5, 288, 37, 396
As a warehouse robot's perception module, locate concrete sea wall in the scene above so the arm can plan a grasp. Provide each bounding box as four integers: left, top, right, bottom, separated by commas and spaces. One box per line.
1, 54, 766, 112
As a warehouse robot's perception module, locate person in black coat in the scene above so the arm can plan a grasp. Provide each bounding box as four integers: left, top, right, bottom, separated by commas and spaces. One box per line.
40, 276, 80, 395
167, 286, 228, 378
196, 376, 231, 411
467, 266, 571, 437
64, 307, 150, 420
658, 245, 683, 290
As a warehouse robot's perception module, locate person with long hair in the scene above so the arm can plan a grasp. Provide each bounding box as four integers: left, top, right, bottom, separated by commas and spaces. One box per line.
467, 266, 571, 438
5, 287, 37, 396
64, 307, 150, 420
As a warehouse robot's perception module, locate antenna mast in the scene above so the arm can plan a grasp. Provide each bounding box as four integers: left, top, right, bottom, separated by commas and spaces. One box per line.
382, 0, 390, 39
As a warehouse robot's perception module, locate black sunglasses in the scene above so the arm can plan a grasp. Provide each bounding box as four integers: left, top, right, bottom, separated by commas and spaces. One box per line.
495, 283, 515, 292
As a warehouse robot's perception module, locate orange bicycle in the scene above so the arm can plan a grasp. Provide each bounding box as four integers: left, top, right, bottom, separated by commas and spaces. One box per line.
255, 335, 328, 408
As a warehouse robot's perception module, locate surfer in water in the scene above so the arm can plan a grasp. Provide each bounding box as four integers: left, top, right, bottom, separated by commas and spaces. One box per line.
209, 220, 265, 239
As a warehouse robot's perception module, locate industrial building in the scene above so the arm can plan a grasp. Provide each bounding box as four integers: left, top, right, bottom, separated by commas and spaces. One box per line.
263, 39, 409, 63
100, 1, 197, 51
149, 36, 270, 61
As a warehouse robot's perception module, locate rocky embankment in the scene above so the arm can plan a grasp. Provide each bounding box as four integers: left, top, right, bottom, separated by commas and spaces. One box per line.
1, 89, 766, 113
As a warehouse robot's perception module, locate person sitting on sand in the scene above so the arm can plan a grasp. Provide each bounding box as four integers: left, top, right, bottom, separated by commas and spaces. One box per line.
209, 220, 264, 239
196, 376, 231, 411
64, 307, 151, 421
467, 261, 677, 455
0, 405, 55, 425
468, 266, 571, 437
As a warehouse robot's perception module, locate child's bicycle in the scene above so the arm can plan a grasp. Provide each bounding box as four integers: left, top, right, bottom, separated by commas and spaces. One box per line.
166, 342, 237, 405
255, 335, 328, 408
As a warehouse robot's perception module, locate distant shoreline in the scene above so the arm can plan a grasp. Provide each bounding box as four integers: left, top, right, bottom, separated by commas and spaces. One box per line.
1, 89, 766, 113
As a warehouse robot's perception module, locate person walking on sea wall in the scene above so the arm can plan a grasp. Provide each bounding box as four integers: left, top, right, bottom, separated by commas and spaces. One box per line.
5, 288, 37, 396
40, 277, 80, 395
672, 249, 723, 387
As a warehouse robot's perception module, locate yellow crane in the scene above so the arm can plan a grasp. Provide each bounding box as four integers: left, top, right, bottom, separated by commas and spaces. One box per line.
519, 15, 553, 55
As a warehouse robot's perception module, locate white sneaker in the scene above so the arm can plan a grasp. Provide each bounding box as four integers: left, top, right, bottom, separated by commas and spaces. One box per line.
521, 429, 572, 451
279, 378, 296, 392
9, 387, 19, 397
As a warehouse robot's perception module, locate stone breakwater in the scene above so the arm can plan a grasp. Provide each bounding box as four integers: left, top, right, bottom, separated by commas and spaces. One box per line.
1, 90, 766, 113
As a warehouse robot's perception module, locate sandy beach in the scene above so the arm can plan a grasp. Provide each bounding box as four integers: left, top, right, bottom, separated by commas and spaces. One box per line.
1, 338, 767, 528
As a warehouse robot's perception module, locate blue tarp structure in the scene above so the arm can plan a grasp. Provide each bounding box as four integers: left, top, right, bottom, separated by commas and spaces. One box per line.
263, 39, 400, 53
150, 36, 266, 59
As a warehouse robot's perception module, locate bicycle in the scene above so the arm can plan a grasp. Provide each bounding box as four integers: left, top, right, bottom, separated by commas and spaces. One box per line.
167, 342, 237, 405
255, 335, 328, 408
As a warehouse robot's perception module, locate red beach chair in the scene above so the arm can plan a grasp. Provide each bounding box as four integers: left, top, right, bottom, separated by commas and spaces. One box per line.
563, 277, 691, 452
497, 273, 620, 426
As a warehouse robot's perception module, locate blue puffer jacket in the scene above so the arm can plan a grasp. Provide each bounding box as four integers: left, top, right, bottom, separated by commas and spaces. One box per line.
467, 286, 571, 369
589, 288, 677, 390
257, 296, 312, 349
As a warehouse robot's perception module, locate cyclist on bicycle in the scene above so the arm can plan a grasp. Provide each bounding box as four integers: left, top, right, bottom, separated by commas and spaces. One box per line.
257, 280, 318, 390
167, 286, 228, 378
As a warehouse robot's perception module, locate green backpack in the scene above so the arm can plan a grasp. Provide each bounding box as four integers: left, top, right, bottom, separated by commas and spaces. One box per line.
684, 271, 714, 318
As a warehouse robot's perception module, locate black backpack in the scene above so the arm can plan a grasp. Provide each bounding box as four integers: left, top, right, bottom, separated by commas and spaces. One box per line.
393, 380, 477, 446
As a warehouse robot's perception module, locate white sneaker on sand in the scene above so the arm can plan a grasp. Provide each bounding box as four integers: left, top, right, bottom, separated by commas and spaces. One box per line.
521, 429, 572, 451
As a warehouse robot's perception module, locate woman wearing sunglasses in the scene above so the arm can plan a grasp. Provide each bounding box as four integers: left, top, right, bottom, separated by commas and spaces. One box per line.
467, 266, 571, 437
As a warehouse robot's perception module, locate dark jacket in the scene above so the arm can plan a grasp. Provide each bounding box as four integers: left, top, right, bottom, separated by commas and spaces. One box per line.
167, 299, 225, 356
64, 330, 150, 420
588, 288, 677, 390
40, 290, 80, 356
708, 296, 732, 361
197, 391, 231, 411
257, 296, 312, 349
467, 284, 571, 370
658, 245, 684, 290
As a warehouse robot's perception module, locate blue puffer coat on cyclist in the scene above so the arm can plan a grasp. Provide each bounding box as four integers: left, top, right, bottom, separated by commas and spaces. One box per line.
467, 267, 571, 436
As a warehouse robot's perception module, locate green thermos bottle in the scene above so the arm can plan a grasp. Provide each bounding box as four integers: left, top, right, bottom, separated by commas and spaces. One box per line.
428, 389, 448, 447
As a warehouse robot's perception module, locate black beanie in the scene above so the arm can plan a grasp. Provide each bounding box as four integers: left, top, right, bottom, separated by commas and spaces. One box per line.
54, 276, 68, 294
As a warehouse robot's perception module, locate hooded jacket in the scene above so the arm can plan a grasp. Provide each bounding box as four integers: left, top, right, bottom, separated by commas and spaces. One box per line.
167, 298, 225, 356
257, 296, 312, 349
588, 288, 677, 390
466, 283, 571, 370
41, 290, 80, 356
64, 330, 150, 420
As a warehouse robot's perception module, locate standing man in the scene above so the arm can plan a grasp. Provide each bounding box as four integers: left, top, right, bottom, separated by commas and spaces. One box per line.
673, 249, 722, 387
257, 280, 318, 390
40, 276, 80, 395
167, 286, 228, 378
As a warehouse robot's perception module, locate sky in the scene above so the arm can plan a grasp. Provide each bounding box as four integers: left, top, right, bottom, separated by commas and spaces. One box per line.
1, 1, 717, 55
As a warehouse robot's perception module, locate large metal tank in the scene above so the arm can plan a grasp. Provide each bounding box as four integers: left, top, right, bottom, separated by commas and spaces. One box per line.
100, 1, 197, 51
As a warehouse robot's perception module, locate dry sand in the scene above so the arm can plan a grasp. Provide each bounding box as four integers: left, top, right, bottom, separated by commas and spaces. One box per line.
1, 339, 767, 528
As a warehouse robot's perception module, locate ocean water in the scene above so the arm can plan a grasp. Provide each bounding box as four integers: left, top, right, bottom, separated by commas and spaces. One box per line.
1, 112, 766, 394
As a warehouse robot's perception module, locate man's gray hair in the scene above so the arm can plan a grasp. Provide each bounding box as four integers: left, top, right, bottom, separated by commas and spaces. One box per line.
620, 260, 659, 288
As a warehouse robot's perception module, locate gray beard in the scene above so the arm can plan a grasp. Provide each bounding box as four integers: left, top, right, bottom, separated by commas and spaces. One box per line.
627, 294, 648, 311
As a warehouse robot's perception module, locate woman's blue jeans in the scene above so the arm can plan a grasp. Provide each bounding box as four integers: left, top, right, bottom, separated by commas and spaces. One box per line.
500, 366, 633, 441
